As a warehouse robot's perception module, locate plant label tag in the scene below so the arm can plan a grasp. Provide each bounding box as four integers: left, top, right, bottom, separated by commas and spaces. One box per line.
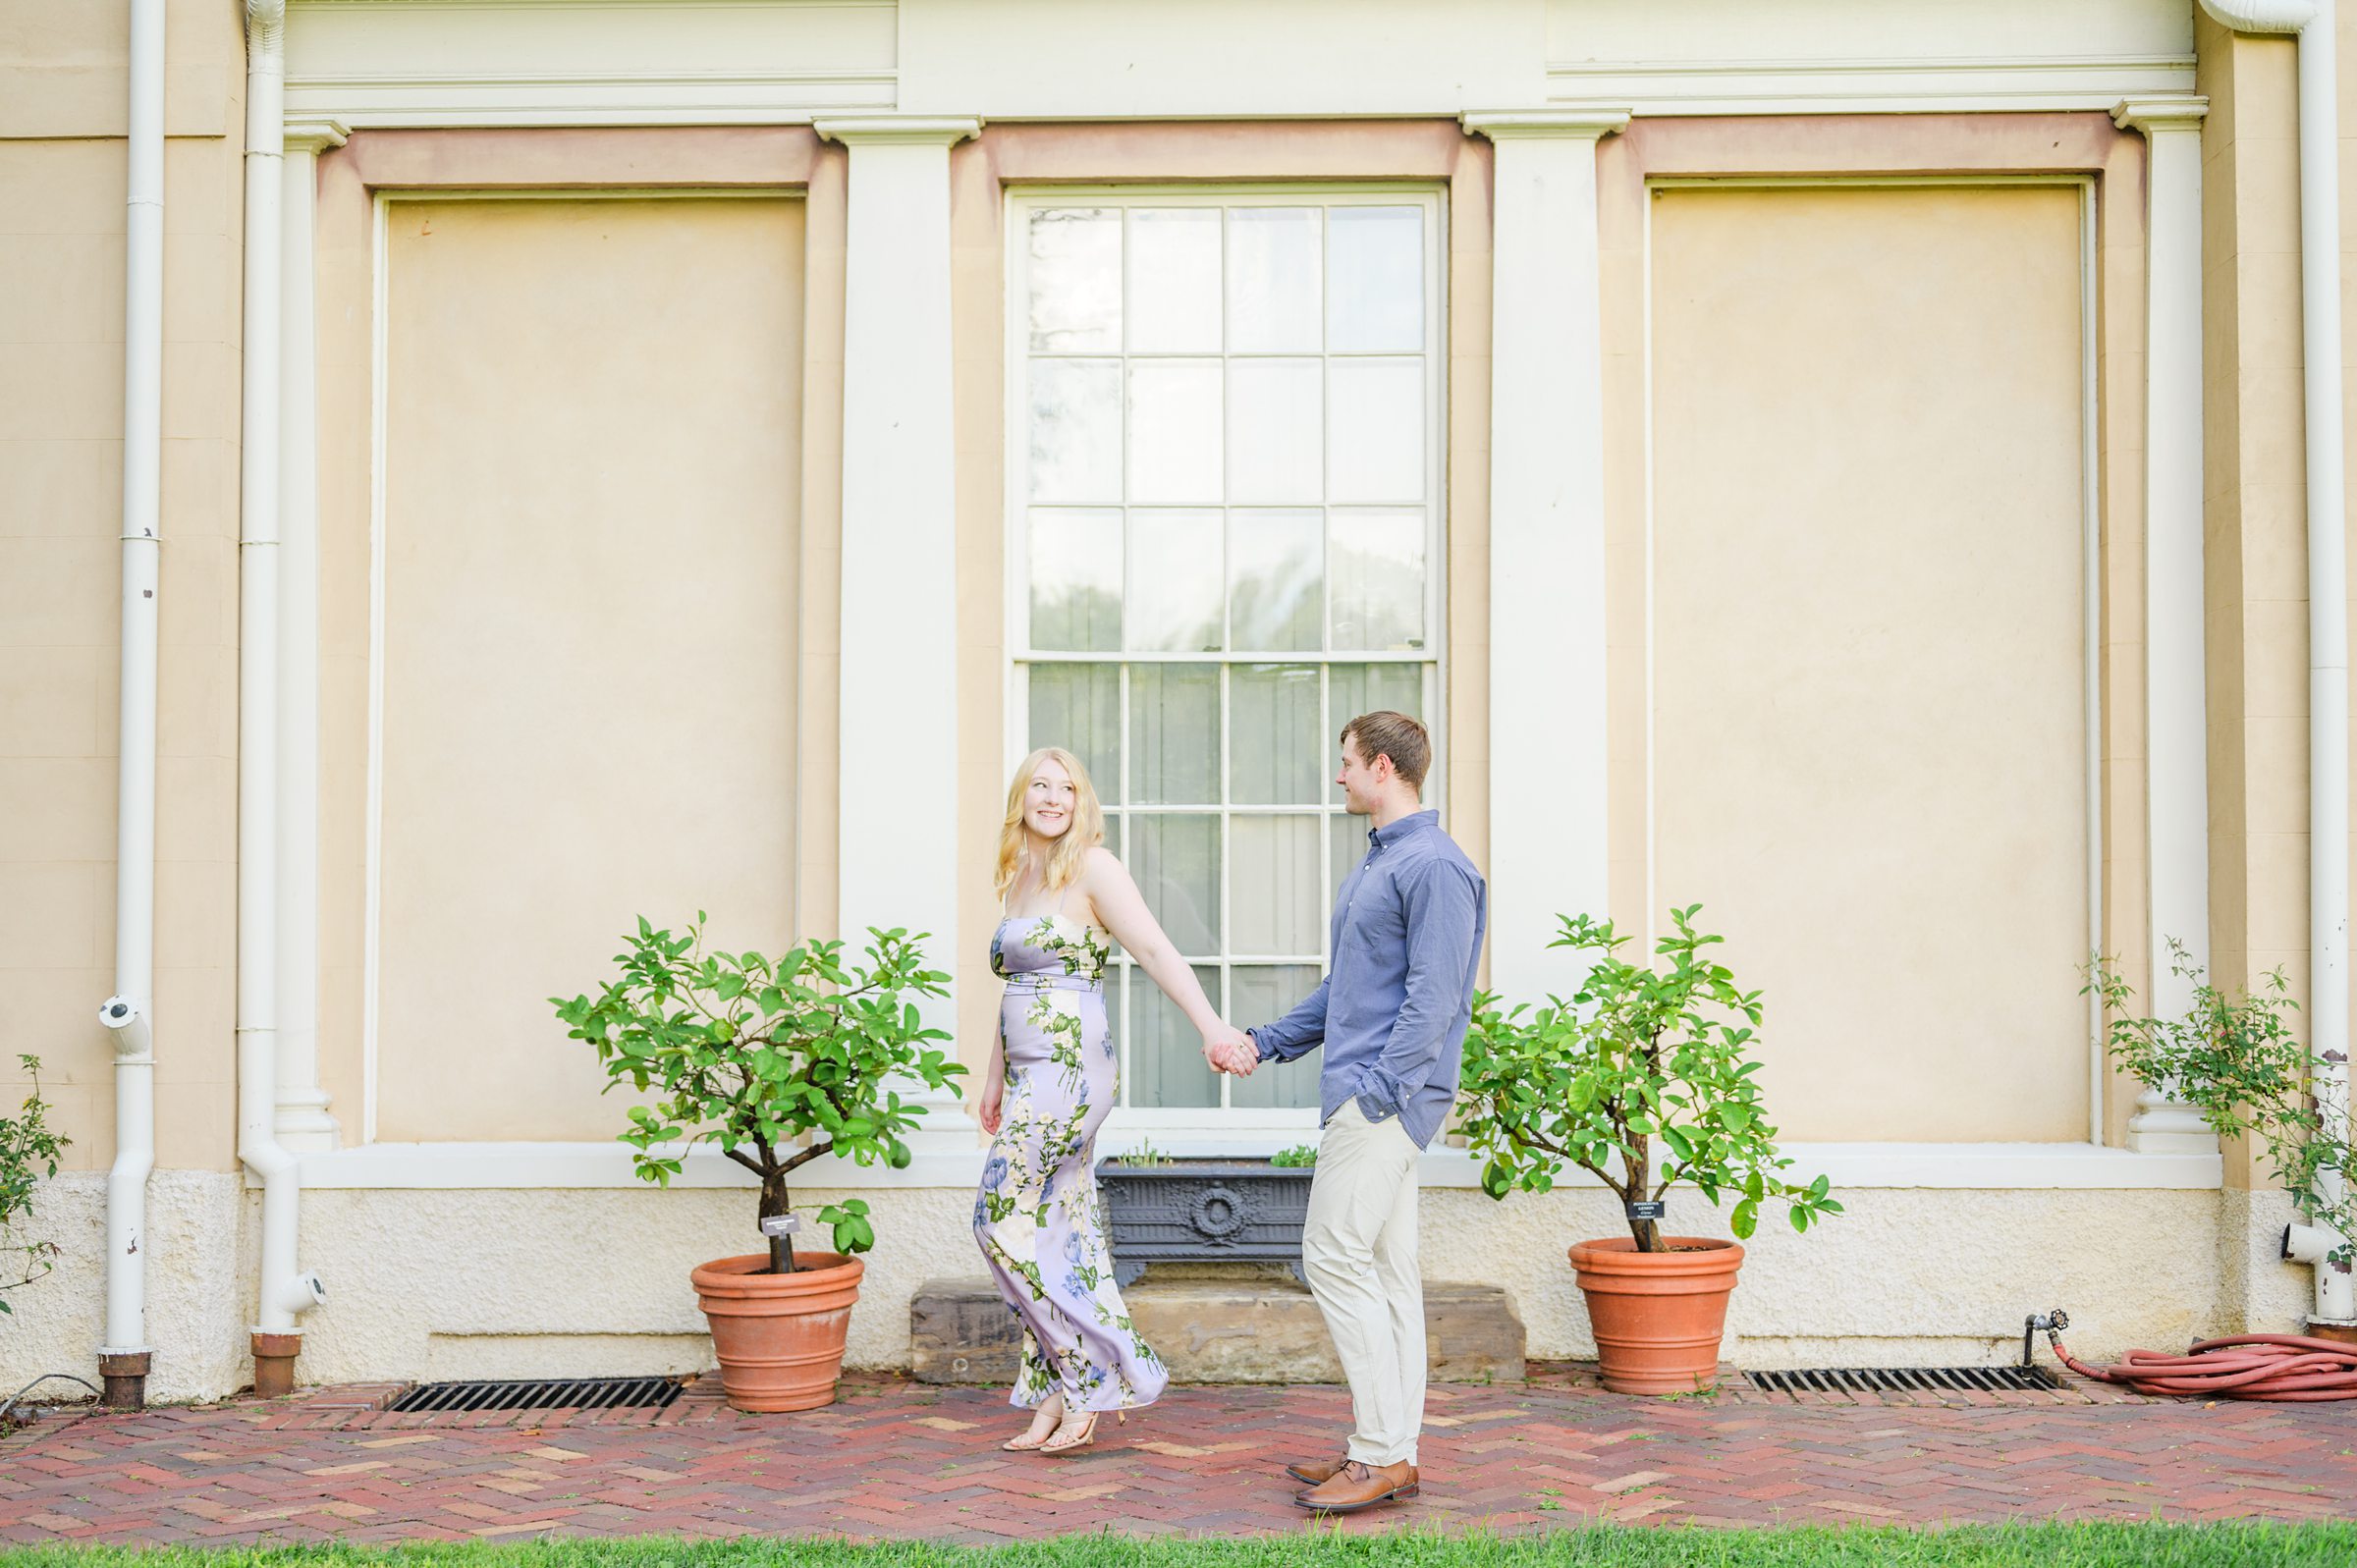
759, 1214, 802, 1237
1625, 1201, 1667, 1221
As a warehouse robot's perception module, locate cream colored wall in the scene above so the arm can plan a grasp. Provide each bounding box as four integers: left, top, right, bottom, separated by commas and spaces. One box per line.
795, 148, 849, 946
2199, 23, 2310, 1200
1647, 183, 2092, 1143
310, 129, 830, 1146
895, 0, 2189, 120
373, 194, 803, 1143
196, 1179, 2246, 1389
1592, 115, 2148, 1145
1548, 0, 2191, 67
0, 0, 247, 1173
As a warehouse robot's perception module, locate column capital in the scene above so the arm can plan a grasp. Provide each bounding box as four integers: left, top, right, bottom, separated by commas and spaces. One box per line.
282, 117, 349, 155
813, 115, 982, 147
1461, 108, 1631, 143
2111, 96, 2209, 135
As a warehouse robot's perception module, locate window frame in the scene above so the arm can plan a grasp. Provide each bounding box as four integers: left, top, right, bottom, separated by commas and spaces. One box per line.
1002, 183, 1451, 1139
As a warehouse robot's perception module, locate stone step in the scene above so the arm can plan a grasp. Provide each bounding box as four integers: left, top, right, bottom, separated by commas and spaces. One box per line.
910, 1273, 1524, 1385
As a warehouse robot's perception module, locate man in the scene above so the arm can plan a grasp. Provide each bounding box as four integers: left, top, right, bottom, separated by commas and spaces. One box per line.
1202, 710, 1486, 1516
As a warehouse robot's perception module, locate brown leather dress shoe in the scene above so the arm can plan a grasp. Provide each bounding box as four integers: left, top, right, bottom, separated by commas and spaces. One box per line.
1293, 1459, 1419, 1513
1285, 1454, 1348, 1487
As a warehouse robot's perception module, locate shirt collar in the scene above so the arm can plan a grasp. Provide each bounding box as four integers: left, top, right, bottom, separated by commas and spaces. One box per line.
1368, 808, 1439, 849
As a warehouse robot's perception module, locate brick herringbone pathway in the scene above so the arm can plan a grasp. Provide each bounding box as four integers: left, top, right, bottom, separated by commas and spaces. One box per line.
3, 1370, 2353, 1545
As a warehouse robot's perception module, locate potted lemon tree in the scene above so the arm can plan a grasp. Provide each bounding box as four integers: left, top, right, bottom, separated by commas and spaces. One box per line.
553, 916, 962, 1412
1457, 906, 1838, 1393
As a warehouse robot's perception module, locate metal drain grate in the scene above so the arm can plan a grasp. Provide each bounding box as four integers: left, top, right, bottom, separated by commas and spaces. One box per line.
1748, 1365, 2064, 1395
386, 1375, 683, 1414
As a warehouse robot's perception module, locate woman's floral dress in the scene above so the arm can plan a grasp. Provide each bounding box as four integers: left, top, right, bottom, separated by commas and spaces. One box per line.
973, 908, 1169, 1413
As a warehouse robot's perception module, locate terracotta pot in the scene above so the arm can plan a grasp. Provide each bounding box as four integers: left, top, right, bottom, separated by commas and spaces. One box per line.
1567, 1235, 1745, 1395
689, 1251, 864, 1413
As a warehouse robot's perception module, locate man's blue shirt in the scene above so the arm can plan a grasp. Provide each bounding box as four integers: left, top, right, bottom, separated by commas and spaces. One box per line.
1247, 808, 1487, 1150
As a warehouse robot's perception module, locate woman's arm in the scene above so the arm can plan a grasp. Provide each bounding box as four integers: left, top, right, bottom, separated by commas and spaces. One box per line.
1079, 847, 1244, 1058
978, 1012, 1007, 1136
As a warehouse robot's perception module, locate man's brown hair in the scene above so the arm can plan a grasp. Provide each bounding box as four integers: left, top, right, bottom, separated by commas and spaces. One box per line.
1342, 710, 1430, 791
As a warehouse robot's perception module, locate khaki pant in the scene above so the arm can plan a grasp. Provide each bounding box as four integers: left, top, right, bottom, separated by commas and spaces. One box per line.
1302, 1096, 1425, 1467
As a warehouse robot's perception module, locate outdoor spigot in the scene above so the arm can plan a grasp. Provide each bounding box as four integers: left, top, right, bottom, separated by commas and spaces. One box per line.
2021, 1307, 2070, 1368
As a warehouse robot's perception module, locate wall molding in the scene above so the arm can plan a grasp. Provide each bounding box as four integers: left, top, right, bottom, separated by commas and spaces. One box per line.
286, 70, 895, 128
293, 1139, 2223, 1193
1549, 53, 2196, 117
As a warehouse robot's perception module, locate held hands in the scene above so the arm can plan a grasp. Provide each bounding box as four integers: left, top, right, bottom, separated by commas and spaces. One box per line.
1201, 1022, 1259, 1078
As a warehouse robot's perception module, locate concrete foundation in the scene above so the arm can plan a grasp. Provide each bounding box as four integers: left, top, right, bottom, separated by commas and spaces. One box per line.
910, 1271, 1525, 1385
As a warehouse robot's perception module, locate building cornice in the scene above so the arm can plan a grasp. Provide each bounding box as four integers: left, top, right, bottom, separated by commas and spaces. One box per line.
2110, 95, 2210, 135
812, 115, 981, 147
282, 115, 349, 154
1461, 108, 1631, 142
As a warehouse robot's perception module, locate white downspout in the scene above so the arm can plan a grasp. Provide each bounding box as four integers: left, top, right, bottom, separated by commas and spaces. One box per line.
94, 0, 169, 1412
2199, 0, 2355, 1325
238, 0, 325, 1396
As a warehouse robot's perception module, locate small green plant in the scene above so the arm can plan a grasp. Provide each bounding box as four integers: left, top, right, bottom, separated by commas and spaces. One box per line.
1114, 1139, 1176, 1167
1270, 1144, 1318, 1167
1, 1054, 69, 1317
1457, 906, 1839, 1253
2087, 941, 2354, 1267
552, 916, 961, 1273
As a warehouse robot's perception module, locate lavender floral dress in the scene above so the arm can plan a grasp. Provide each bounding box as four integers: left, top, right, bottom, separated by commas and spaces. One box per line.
972, 906, 1169, 1414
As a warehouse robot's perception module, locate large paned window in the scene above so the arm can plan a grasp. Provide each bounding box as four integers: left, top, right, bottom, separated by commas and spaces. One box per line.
1008, 189, 1445, 1124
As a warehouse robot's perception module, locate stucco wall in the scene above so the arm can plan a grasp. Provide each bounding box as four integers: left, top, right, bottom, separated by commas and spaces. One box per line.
1649, 182, 2094, 1143
372, 192, 804, 1143
2196, 18, 2336, 1197
0, 1172, 247, 1403
0, 1176, 2319, 1399
0, 0, 247, 1175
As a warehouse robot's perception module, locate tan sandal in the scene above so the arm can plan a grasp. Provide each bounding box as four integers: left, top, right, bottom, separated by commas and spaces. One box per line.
1041, 1406, 1124, 1456
1002, 1393, 1066, 1453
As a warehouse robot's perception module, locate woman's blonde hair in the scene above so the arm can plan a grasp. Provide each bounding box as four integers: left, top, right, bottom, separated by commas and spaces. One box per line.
994, 746, 1107, 902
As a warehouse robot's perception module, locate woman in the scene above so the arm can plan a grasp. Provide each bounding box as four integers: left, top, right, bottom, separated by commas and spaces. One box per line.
973, 746, 1239, 1455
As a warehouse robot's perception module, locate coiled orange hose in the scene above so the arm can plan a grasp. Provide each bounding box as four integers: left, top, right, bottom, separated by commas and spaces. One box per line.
2047, 1332, 2357, 1402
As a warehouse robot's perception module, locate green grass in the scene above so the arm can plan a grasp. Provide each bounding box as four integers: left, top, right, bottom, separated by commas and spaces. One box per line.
5, 1527, 2357, 1568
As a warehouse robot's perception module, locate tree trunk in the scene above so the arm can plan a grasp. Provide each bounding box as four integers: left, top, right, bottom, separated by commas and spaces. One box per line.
1625, 1132, 1661, 1251
759, 1169, 795, 1274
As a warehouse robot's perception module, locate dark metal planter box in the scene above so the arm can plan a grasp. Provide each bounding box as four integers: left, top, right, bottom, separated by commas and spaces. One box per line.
1094, 1158, 1315, 1287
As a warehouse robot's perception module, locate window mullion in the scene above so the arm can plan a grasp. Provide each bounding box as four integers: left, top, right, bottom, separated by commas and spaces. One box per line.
1219, 658, 1233, 1113
1118, 663, 1132, 1108
1321, 664, 1333, 984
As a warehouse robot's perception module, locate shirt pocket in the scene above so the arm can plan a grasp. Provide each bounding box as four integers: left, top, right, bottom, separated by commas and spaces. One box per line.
1348, 867, 1410, 946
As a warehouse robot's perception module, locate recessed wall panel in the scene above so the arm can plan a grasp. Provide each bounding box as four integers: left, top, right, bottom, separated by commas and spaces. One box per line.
377, 195, 803, 1142
1649, 184, 2088, 1143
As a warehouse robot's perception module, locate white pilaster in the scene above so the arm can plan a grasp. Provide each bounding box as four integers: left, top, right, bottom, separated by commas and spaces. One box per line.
815, 116, 979, 1138
1461, 109, 1628, 1002
275, 117, 347, 1152
2114, 96, 2217, 1155
2121, 97, 2206, 1150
